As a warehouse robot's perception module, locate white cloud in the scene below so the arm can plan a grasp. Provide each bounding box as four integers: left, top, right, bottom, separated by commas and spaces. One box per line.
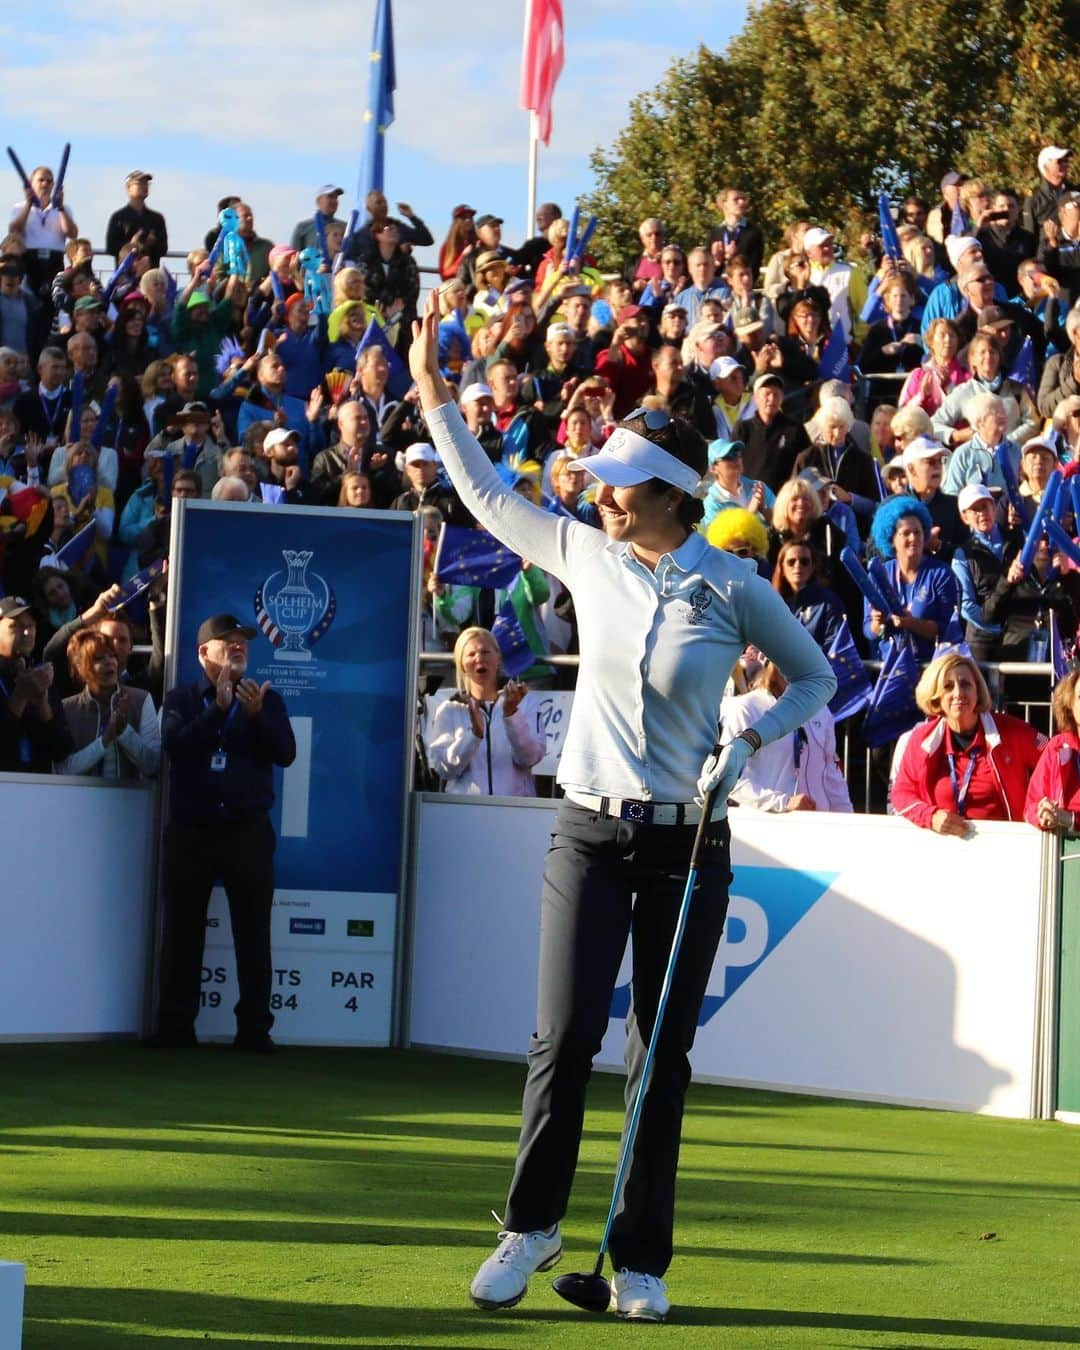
6, 2, 749, 254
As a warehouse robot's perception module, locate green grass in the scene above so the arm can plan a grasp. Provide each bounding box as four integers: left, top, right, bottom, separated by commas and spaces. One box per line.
2, 1045, 1080, 1348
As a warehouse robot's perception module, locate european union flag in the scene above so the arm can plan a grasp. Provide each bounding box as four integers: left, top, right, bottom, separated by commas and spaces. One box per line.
878, 194, 903, 262
827, 618, 872, 722
106, 559, 166, 616
492, 597, 533, 677
435, 525, 521, 589
1051, 610, 1072, 682
356, 317, 411, 399
67, 464, 97, 508
861, 635, 921, 748
358, 0, 396, 204
932, 610, 972, 660
53, 519, 97, 571
818, 319, 850, 382
1007, 335, 1036, 391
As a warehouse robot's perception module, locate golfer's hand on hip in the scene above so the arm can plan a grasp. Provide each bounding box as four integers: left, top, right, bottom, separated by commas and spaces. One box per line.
696, 738, 752, 807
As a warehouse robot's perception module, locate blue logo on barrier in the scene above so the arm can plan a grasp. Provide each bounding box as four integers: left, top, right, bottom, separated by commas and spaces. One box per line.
610, 867, 836, 1026
289, 917, 326, 935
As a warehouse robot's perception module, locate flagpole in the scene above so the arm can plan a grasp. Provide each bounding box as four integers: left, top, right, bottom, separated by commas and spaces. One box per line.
526, 110, 539, 240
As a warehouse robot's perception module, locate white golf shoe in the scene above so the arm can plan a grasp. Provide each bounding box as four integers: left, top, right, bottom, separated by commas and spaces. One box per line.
469, 1224, 562, 1309
610, 1268, 671, 1321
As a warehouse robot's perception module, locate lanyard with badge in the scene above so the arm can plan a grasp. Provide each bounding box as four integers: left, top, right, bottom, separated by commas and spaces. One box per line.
210, 700, 241, 773
947, 747, 980, 816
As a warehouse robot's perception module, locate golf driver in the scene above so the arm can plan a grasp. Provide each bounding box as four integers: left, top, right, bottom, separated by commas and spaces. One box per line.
552, 785, 720, 1312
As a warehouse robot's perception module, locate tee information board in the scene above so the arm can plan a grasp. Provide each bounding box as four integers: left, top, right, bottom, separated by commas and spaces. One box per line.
168, 500, 418, 1045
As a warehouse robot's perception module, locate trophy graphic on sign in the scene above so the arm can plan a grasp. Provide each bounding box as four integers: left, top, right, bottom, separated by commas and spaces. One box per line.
255, 548, 336, 662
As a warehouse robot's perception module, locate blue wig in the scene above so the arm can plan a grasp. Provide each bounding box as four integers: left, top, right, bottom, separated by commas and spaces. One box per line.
870, 493, 934, 559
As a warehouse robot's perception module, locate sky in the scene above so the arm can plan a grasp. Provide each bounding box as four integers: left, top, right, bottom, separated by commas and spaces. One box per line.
1, 1, 749, 270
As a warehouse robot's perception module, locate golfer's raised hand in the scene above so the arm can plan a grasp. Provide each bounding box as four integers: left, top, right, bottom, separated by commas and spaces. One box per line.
409, 290, 447, 408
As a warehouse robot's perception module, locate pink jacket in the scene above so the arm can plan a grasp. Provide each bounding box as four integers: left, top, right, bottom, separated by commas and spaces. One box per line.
898, 360, 970, 417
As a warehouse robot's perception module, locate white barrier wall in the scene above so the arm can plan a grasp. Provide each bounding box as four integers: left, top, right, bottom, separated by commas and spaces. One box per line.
0, 776, 156, 1040
407, 797, 1048, 1118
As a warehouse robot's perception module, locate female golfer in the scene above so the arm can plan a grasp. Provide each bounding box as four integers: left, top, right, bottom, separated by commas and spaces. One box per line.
409, 292, 835, 1321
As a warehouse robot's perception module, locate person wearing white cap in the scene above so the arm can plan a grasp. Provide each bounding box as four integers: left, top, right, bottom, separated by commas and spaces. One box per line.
919, 238, 1009, 338
708, 355, 755, 437
458, 383, 504, 462
289, 185, 345, 254
1022, 147, 1075, 239
900, 435, 964, 560
950, 482, 1010, 661
261, 428, 315, 505
390, 442, 459, 519
803, 225, 869, 346
407, 289, 835, 1321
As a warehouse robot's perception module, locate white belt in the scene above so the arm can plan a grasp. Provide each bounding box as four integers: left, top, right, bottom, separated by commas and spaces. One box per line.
563, 789, 725, 827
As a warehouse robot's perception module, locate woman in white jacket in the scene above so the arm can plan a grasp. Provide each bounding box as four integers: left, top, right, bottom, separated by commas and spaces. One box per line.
721, 661, 852, 812
428, 626, 545, 796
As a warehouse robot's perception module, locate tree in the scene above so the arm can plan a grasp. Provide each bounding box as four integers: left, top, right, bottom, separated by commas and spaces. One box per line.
583, 0, 1080, 271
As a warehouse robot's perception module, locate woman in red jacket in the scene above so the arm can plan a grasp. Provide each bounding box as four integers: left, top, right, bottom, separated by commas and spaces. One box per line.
892, 653, 1045, 835
1026, 669, 1080, 833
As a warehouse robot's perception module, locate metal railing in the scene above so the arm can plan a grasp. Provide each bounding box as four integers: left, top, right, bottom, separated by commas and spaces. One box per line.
418, 651, 1057, 814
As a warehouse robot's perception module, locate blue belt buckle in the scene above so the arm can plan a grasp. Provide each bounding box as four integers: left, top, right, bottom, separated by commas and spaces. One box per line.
622, 799, 651, 824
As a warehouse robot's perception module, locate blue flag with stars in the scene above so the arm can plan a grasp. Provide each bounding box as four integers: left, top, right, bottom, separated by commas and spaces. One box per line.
826, 618, 872, 722
492, 597, 534, 677
878, 194, 903, 262
818, 319, 850, 382
358, 0, 396, 203
435, 525, 522, 590
861, 635, 921, 748
356, 316, 411, 399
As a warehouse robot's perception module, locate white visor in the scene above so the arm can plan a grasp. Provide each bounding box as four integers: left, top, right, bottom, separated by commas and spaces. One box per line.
579, 426, 707, 497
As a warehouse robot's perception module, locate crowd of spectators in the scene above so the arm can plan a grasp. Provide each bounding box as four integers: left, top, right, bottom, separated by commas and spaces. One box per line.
4, 147, 1080, 831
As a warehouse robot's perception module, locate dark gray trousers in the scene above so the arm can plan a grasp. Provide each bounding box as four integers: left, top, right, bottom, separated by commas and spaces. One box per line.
503, 800, 732, 1275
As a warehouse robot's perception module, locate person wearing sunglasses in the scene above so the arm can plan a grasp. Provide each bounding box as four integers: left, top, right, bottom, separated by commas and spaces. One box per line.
408, 289, 835, 1320
771, 538, 846, 652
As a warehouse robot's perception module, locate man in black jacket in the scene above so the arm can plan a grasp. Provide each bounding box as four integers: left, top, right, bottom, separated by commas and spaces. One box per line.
1022, 147, 1075, 239
150, 614, 295, 1051
105, 170, 169, 266
735, 373, 808, 492
0, 595, 73, 772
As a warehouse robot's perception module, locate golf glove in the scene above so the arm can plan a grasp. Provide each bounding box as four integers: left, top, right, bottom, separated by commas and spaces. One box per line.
696, 737, 753, 808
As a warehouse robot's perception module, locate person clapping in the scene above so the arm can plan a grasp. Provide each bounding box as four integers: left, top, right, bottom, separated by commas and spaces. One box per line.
428, 627, 545, 797
56, 629, 159, 779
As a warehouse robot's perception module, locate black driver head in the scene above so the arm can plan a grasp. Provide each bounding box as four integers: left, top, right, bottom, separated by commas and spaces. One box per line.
552, 1271, 612, 1313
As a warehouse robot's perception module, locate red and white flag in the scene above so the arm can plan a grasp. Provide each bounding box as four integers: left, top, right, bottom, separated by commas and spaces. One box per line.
520, 0, 564, 146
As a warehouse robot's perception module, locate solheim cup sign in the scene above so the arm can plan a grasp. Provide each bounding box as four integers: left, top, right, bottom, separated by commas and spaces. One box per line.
255, 549, 336, 662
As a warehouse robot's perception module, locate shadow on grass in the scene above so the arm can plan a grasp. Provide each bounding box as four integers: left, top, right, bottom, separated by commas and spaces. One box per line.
23, 1287, 1080, 1346
0, 1208, 928, 1267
